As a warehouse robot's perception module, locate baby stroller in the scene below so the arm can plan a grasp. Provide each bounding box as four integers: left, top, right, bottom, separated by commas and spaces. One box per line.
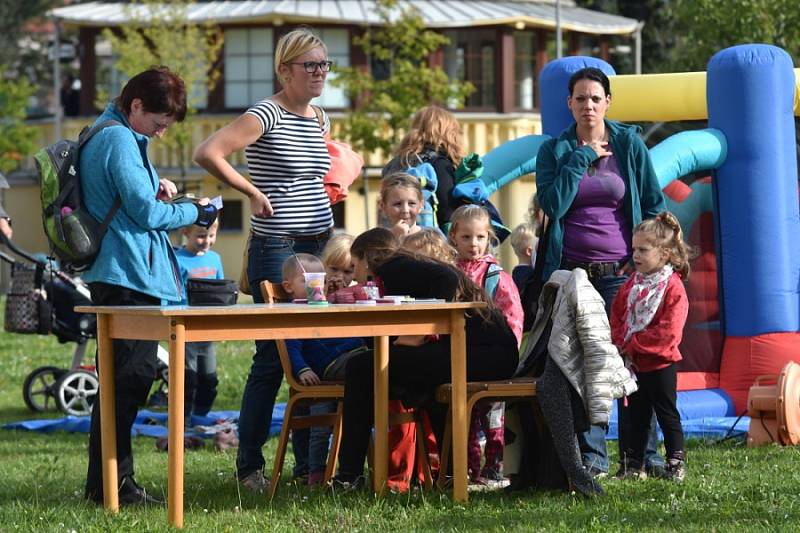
1, 237, 168, 416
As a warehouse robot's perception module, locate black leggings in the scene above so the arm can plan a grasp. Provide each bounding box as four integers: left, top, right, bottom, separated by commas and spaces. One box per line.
625, 363, 684, 463
337, 340, 518, 478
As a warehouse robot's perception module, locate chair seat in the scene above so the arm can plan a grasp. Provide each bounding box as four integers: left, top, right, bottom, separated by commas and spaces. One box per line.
435, 377, 537, 403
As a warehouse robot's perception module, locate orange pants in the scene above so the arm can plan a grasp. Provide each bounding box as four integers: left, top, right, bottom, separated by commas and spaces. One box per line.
386, 400, 439, 492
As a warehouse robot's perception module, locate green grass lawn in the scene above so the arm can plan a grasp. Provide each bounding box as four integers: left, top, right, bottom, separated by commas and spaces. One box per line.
1, 312, 799, 532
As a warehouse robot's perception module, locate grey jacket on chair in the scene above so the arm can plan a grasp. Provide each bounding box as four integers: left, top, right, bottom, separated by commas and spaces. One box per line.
519, 268, 637, 426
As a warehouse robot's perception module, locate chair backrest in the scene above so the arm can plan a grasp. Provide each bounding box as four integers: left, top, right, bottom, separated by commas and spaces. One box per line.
259, 280, 305, 391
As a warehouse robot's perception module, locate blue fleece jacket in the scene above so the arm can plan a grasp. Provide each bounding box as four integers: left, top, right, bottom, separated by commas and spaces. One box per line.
80, 103, 198, 301
285, 337, 364, 378
535, 119, 666, 280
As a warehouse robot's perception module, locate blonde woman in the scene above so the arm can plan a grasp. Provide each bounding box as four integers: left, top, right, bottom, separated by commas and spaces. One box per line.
382, 105, 465, 228
193, 27, 333, 492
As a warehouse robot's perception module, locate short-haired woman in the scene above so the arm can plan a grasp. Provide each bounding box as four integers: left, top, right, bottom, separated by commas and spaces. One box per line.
83, 66, 216, 506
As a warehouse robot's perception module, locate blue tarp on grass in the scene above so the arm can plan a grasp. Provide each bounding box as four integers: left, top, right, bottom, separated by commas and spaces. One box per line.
2, 405, 285, 439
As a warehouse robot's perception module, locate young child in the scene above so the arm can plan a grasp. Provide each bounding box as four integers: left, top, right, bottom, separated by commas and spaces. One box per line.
281, 253, 366, 485
379, 173, 424, 239
175, 220, 224, 428
322, 233, 356, 294
509, 223, 536, 293
610, 211, 690, 482
448, 204, 524, 486
401, 227, 458, 264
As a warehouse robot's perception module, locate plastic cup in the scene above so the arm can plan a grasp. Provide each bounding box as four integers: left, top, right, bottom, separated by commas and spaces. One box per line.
303, 272, 327, 302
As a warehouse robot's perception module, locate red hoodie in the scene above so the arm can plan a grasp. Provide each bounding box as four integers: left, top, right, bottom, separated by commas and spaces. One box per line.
456, 254, 524, 345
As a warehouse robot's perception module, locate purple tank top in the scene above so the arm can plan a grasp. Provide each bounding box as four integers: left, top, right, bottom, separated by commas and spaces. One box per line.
562, 154, 631, 262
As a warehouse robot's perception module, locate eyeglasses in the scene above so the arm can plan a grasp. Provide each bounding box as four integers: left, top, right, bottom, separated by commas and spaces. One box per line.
289, 60, 333, 74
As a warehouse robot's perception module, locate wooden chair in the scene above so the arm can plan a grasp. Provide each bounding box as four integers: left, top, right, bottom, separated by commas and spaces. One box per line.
434, 377, 538, 489
260, 281, 345, 498
261, 280, 433, 494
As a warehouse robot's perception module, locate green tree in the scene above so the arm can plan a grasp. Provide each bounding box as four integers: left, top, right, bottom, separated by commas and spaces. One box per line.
330, 0, 474, 155
101, 0, 223, 178
667, 0, 800, 71
576, 0, 678, 74
0, 74, 37, 174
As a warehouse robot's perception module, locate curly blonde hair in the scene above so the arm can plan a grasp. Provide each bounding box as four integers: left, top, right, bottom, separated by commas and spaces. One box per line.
393, 106, 464, 167
634, 211, 692, 279
402, 228, 458, 264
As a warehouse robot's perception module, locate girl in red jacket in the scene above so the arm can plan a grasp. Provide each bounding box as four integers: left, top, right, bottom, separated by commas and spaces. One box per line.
611, 211, 690, 482
449, 204, 523, 486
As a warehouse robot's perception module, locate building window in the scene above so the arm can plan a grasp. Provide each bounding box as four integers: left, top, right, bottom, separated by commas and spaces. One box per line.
443, 30, 497, 109
514, 32, 535, 110
224, 28, 274, 108
312, 28, 350, 109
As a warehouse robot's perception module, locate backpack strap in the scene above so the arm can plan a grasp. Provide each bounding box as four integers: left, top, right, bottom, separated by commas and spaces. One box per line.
78, 119, 125, 237
482, 263, 503, 300
311, 104, 324, 131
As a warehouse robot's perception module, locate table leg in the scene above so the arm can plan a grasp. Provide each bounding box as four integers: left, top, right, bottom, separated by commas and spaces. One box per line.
97, 314, 119, 512
449, 310, 468, 502
168, 319, 186, 528
372, 335, 389, 495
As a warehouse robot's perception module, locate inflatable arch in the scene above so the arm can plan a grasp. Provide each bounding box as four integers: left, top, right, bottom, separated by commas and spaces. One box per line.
479, 45, 800, 413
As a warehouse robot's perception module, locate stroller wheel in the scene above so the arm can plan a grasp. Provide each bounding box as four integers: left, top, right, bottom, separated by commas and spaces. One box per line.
55, 369, 98, 417
23, 366, 65, 412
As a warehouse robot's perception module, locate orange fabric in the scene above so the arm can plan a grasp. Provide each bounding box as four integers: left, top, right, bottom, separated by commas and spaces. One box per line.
676, 371, 719, 391
720, 333, 800, 413
386, 401, 439, 493
323, 140, 364, 205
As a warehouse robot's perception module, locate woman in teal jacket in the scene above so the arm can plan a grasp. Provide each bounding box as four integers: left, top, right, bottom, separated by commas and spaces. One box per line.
81, 67, 217, 506
535, 67, 665, 480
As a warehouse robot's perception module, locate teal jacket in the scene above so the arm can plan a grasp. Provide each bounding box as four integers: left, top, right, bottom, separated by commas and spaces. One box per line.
80, 103, 198, 302
535, 119, 665, 280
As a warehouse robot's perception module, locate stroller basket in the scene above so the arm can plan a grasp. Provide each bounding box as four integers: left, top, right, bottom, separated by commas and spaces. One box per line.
4, 262, 52, 335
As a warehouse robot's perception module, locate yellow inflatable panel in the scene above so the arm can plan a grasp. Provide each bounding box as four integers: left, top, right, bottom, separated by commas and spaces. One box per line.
606, 69, 800, 121
606, 72, 707, 122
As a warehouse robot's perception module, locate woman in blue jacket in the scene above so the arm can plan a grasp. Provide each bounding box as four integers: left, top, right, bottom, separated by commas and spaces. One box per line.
535, 67, 665, 479
82, 67, 217, 506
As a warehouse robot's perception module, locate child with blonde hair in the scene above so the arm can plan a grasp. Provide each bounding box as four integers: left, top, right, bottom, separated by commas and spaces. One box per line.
610, 211, 690, 482
382, 106, 464, 228
448, 204, 523, 486
509, 223, 536, 293
379, 173, 424, 239
322, 233, 355, 294
401, 227, 458, 264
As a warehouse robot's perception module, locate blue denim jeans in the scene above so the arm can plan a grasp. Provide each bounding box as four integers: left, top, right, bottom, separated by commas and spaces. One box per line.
573, 271, 664, 473
235, 233, 328, 479
289, 401, 336, 478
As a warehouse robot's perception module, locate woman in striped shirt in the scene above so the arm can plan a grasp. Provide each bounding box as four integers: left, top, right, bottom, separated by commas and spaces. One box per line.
194, 27, 333, 492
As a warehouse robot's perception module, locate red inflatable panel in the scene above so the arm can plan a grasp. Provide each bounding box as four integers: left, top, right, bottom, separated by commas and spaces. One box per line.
677, 371, 720, 391
720, 333, 800, 414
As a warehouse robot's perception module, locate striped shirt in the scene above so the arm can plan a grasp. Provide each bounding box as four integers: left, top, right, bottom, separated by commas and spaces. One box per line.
245, 99, 333, 237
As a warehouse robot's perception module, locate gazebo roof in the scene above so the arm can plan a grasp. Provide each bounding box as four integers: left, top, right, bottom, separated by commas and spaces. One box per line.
51, 1, 640, 36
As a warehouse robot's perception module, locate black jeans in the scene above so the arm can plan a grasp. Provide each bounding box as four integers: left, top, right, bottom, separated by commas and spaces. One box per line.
85, 282, 159, 500
625, 363, 684, 463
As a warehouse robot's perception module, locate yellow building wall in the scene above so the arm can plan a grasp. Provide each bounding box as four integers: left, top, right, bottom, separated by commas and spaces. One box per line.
9, 112, 541, 292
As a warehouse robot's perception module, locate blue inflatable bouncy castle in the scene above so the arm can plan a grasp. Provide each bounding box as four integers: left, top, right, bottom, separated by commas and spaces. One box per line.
530, 45, 800, 414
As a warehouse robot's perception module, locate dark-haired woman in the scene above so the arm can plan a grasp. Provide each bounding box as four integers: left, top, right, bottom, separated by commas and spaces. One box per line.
332, 228, 519, 486
82, 66, 217, 506
535, 67, 666, 478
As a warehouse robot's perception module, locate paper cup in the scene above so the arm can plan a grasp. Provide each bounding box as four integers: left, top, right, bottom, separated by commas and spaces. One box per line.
303, 272, 327, 302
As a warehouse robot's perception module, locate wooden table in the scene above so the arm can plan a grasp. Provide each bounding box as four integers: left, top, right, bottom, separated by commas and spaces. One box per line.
76, 302, 481, 528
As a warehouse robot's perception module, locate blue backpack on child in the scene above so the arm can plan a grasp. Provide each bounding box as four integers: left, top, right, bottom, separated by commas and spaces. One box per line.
483, 263, 503, 300
404, 150, 440, 228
